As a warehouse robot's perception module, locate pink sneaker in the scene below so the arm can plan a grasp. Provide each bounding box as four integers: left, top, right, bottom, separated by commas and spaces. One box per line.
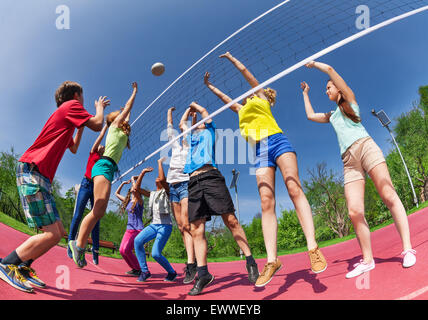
345, 259, 375, 279
401, 249, 416, 268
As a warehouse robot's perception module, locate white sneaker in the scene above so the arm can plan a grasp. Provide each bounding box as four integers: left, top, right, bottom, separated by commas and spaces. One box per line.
401, 249, 416, 268
346, 259, 375, 279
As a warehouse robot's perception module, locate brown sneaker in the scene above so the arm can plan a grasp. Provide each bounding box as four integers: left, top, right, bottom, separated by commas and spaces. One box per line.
308, 246, 327, 273
255, 258, 282, 287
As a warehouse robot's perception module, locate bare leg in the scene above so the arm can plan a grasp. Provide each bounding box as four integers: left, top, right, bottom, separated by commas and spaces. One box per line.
368, 162, 412, 251
76, 175, 111, 248
222, 213, 252, 256
256, 166, 277, 263
172, 198, 195, 263
15, 220, 65, 261
276, 152, 317, 250
345, 179, 373, 263
190, 219, 207, 267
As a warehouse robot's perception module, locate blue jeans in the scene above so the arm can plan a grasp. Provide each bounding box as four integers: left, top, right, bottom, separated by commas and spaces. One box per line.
134, 224, 174, 274
68, 177, 100, 252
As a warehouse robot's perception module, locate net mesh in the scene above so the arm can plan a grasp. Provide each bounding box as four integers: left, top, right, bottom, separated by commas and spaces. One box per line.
117, 0, 428, 182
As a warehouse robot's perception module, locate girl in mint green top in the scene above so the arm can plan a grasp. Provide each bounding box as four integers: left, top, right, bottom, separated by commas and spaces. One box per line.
301, 61, 415, 277
71, 82, 139, 267
329, 102, 369, 155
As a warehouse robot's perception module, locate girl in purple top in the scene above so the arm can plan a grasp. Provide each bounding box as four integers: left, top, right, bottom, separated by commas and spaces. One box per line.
115, 175, 146, 276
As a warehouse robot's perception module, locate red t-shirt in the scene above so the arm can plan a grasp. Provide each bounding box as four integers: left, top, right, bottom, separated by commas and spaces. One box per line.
20, 100, 93, 182
84, 151, 101, 180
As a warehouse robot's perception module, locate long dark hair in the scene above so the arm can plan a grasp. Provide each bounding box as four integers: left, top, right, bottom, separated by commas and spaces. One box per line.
328, 80, 361, 123
120, 189, 138, 214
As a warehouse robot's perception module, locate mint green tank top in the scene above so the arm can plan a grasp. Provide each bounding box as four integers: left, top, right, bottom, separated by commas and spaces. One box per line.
329, 102, 370, 155
103, 126, 128, 164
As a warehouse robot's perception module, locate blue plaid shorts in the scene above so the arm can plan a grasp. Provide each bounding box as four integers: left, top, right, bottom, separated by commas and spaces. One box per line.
16, 162, 60, 229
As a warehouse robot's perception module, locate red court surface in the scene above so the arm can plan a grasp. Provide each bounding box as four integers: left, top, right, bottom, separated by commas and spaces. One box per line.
1, 207, 428, 300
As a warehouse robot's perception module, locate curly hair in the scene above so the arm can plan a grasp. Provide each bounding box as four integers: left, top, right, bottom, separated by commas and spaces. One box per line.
120, 189, 138, 214
264, 88, 277, 106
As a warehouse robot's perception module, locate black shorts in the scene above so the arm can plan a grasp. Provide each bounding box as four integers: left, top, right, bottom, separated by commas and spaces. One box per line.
188, 169, 235, 223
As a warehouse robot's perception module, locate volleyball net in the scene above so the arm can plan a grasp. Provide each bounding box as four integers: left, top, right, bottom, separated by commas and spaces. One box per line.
114, 0, 428, 183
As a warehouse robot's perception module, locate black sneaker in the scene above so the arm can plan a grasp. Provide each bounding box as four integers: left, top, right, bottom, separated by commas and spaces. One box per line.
188, 273, 214, 296
246, 263, 259, 284
126, 269, 142, 277
164, 271, 178, 282
183, 263, 197, 284
18, 265, 46, 288
0, 263, 33, 293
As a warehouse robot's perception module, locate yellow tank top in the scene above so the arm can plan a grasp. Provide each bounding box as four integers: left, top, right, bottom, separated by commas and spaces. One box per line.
238, 96, 283, 143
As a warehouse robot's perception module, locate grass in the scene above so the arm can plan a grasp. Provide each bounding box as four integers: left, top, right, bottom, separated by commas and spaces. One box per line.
1, 201, 427, 264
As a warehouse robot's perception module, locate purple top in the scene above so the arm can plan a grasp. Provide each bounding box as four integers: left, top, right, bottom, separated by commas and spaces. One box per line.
126, 200, 144, 230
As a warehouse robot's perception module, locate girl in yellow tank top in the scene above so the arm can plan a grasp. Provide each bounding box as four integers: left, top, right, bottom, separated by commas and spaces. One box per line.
204, 52, 327, 286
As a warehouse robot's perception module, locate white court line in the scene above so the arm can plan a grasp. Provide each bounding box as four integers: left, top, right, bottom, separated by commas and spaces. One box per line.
396, 286, 428, 300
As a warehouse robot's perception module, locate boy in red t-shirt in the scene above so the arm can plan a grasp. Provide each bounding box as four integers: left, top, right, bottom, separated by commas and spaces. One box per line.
0, 81, 109, 293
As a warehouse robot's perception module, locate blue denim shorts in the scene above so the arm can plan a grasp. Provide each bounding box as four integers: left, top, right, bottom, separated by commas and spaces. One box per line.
255, 133, 296, 169
169, 180, 189, 203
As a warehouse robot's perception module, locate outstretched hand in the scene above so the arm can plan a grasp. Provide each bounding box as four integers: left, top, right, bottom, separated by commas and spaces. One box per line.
219, 51, 232, 59
132, 82, 138, 92
142, 167, 154, 174
204, 72, 211, 85
305, 61, 316, 68
95, 96, 110, 110
168, 106, 176, 113
300, 81, 310, 94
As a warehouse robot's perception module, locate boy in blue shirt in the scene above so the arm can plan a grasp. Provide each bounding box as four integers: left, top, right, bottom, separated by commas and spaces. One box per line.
181, 102, 258, 296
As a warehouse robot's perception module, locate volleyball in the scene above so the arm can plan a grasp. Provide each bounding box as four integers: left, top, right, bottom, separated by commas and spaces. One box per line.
151, 62, 165, 76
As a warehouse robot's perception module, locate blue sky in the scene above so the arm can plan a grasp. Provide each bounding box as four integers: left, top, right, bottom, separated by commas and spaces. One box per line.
1, 1, 427, 225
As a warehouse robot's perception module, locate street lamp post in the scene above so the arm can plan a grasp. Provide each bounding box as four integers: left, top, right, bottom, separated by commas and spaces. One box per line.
371, 109, 418, 208
230, 169, 243, 259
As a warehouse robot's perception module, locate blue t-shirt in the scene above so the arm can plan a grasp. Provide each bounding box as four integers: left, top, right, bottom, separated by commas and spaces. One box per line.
126, 200, 144, 230
183, 121, 217, 174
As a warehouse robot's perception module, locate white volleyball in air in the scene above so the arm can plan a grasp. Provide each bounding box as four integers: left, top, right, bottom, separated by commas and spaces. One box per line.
151, 62, 165, 76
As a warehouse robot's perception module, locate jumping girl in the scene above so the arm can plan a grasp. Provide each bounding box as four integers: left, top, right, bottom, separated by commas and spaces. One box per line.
165, 107, 196, 284
301, 61, 416, 278
204, 52, 327, 287
69, 82, 138, 268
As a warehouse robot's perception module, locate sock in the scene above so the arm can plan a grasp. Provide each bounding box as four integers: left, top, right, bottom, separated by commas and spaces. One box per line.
2, 250, 23, 266
22, 259, 34, 268
245, 255, 256, 266
197, 265, 209, 278
187, 262, 197, 270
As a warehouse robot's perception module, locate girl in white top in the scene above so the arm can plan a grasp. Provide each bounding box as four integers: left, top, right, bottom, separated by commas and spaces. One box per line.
165, 107, 196, 284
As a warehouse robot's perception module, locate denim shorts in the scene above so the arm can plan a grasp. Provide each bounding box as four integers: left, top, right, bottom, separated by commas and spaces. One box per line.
169, 180, 189, 203
255, 133, 296, 169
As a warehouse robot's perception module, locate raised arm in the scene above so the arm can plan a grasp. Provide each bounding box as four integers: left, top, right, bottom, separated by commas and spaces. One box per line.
134, 167, 153, 198
204, 72, 242, 113
69, 127, 85, 154
157, 157, 169, 194
189, 102, 211, 124
84, 96, 110, 131
112, 82, 138, 127
220, 51, 265, 98
90, 123, 108, 154
167, 107, 175, 127
301, 82, 331, 123
179, 107, 192, 132
115, 180, 130, 202
305, 61, 356, 104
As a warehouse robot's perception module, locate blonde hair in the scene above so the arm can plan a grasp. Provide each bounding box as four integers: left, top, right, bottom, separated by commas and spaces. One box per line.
264, 88, 277, 106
